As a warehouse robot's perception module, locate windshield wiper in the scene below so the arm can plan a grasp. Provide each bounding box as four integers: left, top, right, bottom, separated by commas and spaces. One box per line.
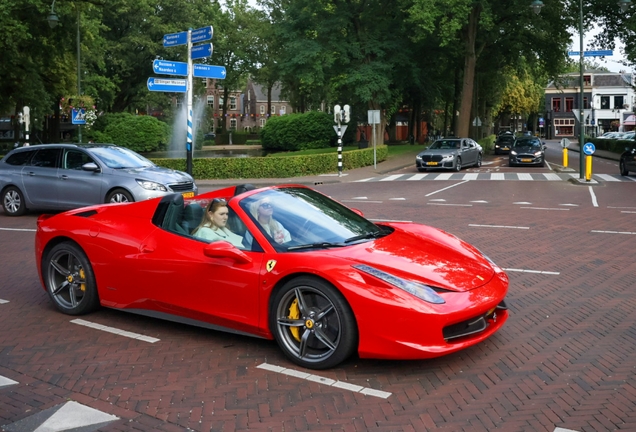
287, 242, 346, 251
344, 231, 385, 243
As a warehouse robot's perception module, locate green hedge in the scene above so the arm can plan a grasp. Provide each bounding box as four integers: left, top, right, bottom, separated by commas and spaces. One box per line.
151, 145, 388, 179
587, 137, 635, 153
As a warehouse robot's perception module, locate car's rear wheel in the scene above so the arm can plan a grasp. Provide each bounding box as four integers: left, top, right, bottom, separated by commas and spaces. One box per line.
2, 186, 26, 216
106, 188, 134, 204
454, 157, 462, 172
620, 159, 629, 176
44, 242, 100, 315
270, 276, 357, 369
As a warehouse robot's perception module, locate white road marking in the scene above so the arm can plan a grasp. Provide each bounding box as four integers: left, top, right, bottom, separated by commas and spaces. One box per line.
355, 178, 373, 182
545, 161, 554, 171
520, 207, 570, 211
554, 428, 580, 432
427, 203, 473, 207
352, 197, 368, 200
608, 206, 636, 209
470, 200, 489, 203
621, 211, 636, 214
0, 299, 8, 304
626, 176, 636, 182
517, 173, 533, 181
257, 363, 392, 399
369, 218, 412, 223
0, 375, 18, 387
71, 319, 160, 343
503, 268, 560, 275
591, 230, 636, 235
513, 202, 532, 205
559, 203, 579, 206
462, 173, 479, 180
543, 173, 562, 181
429, 199, 446, 202
434, 173, 453, 180
342, 200, 383, 204
389, 197, 406, 200
589, 186, 598, 207
380, 175, 403, 182
0, 227, 37, 232
596, 174, 621, 182
408, 173, 428, 180
425, 180, 470, 197
491, 173, 505, 180
469, 224, 530, 230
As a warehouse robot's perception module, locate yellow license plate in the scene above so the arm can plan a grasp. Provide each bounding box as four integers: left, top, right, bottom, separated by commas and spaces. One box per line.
426, 162, 438, 166
502, 147, 509, 150
521, 158, 533, 162
182, 192, 195, 198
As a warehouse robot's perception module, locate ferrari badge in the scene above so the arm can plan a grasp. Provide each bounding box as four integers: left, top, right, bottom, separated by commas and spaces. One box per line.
266, 260, 277, 272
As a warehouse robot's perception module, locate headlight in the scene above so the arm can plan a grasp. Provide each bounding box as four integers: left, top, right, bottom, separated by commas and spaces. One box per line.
353, 264, 445, 304
510, 150, 517, 155
416, 155, 422, 160
441, 154, 454, 161
534, 151, 543, 156
136, 180, 168, 192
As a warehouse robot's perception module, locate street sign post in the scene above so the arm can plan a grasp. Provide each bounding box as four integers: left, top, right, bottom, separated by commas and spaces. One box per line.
153, 60, 188, 76
193, 64, 226, 79
71, 108, 86, 125
191, 43, 213, 60
583, 142, 595, 181
146, 78, 187, 93
191, 26, 213, 43
568, 50, 613, 57
583, 142, 596, 155
163, 31, 187, 47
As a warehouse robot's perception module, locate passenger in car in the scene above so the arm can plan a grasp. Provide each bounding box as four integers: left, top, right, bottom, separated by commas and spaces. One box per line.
249, 198, 291, 244
192, 198, 244, 248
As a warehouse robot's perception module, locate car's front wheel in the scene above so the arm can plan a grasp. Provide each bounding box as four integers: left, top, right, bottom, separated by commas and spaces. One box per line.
620, 159, 629, 176
270, 276, 358, 369
474, 153, 482, 167
106, 188, 134, 204
2, 186, 27, 216
44, 242, 100, 315
454, 157, 462, 172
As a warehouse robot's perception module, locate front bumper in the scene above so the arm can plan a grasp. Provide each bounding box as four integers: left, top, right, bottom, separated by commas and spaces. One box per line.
509, 154, 544, 166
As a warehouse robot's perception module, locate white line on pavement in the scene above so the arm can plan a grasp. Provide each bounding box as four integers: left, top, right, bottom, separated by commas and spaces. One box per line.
425, 180, 470, 197
0, 375, 19, 387
0, 227, 37, 232
70, 319, 160, 343
520, 207, 570, 211
0, 299, 9, 304
407, 173, 428, 180
589, 186, 598, 207
427, 203, 473, 207
257, 363, 392, 399
341, 200, 383, 204
591, 230, 636, 235
503, 268, 560, 275
469, 224, 530, 229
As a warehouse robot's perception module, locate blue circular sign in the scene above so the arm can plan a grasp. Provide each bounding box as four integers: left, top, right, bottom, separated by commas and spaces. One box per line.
583, 142, 596, 155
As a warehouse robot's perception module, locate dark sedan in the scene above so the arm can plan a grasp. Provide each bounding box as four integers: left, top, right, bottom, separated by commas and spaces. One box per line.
619, 147, 636, 176
494, 134, 515, 155
509, 137, 546, 167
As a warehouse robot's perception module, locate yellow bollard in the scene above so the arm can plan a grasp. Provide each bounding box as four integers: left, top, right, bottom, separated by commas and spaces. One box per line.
586, 155, 592, 181
563, 148, 568, 168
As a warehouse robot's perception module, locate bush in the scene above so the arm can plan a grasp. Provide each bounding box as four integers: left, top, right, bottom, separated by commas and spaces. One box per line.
151, 145, 389, 179
261, 111, 350, 152
85, 113, 170, 152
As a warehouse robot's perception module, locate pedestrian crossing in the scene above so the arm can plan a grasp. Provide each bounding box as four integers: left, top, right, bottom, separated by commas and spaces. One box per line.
356, 172, 636, 183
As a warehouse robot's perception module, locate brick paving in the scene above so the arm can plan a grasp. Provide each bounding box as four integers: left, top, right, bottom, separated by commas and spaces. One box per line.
1, 148, 635, 431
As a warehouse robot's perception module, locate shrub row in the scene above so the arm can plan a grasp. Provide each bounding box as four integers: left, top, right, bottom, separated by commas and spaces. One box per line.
586, 137, 634, 153
151, 145, 388, 179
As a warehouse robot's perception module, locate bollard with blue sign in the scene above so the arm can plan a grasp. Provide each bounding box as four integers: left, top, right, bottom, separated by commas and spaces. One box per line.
583, 142, 595, 182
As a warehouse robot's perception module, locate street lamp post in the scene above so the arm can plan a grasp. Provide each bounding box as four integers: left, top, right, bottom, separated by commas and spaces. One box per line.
532, 0, 631, 178
48, 0, 82, 143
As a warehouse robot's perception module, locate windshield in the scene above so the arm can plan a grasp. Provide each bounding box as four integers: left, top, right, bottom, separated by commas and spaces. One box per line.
239, 187, 387, 251
88, 146, 155, 169
429, 140, 459, 149
514, 139, 541, 148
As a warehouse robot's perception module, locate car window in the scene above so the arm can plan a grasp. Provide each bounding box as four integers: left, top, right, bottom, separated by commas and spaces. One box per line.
4, 150, 33, 166
63, 150, 96, 170
430, 140, 459, 149
87, 146, 154, 169
29, 148, 60, 168
514, 139, 541, 148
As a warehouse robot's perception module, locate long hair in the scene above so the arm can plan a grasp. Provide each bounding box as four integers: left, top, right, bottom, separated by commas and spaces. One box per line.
249, 198, 282, 236
192, 199, 227, 235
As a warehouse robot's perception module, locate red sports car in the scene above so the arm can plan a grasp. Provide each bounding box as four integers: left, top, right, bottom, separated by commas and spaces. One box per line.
35, 184, 509, 369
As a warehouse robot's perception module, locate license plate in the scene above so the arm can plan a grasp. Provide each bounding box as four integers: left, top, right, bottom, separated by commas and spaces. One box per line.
521, 158, 532, 162
182, 192, 195, 198
426, 162, 438, 166
502, 147, 509, 150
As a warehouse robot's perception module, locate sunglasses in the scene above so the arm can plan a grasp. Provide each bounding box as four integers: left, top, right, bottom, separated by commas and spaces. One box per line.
212, 198, 227, 204
259, 203, 272, 209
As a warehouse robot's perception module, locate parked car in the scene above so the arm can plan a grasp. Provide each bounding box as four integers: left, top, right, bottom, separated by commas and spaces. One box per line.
619, 147, 636, 176
509, 137, 547, 167
494, 133, 515, 155
204, 132, 216, 140
415, 138, 482, 172
0, 143, 197, 216
35, 184, 509, 369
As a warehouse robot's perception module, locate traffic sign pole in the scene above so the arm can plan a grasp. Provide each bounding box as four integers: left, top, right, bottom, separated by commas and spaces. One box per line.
186, 29, 194, 176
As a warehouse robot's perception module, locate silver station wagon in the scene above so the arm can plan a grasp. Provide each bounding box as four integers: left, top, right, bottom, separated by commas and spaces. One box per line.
0, 143, 197, 216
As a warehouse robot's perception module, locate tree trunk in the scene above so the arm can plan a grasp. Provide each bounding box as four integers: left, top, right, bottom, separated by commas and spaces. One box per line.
457, 4, 482, 138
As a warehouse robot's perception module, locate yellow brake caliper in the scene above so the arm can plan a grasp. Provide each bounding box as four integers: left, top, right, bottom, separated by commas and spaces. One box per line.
79, 268, 86, 291
288, 299, 301, 341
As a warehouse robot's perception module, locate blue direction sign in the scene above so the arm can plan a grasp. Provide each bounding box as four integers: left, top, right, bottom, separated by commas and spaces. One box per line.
153, 60, 188, 76
163, 31, 187, 47
147, 77, 187, 93
583, 142, 596, 155
71, 108, 86, 125
191, 43, 213, 60
568, 50, 613, 57
193, 64, 226, 79
192, 26, 213, 43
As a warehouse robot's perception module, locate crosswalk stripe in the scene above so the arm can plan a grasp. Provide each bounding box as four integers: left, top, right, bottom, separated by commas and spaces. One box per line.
360, 172, 635, 183
517, 173, 533, 181
380, 174, 404, 182
595, 174, 621, 182
543, 173, 561, 181
408, 173, 428, 180
435, 173, 453, 180
491, 173, 505, 180
462, 173, 479, 180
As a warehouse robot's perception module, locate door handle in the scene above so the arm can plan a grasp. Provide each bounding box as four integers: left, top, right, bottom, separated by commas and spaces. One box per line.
140, 244, 155, 253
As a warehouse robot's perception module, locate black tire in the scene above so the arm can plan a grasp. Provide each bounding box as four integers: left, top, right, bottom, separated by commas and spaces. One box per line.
106, 188, 134, 204
2, 186, 27, 216
454, 157, 462, 172
44, 242, 100, 315
474, 153, 482, 167
620, 159, 629, 176
269, 276, 358, 369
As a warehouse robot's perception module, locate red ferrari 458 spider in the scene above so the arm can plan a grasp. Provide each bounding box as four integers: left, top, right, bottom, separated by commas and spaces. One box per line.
35, 184, 509, 369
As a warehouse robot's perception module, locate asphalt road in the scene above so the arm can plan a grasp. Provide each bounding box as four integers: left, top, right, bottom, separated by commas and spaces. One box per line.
1, 146, 635, 431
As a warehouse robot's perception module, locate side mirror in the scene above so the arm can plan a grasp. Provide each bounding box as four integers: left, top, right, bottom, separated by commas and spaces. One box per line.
203, 241, 252, 264
350, 208, 364, 217
82, 162, 101, 172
